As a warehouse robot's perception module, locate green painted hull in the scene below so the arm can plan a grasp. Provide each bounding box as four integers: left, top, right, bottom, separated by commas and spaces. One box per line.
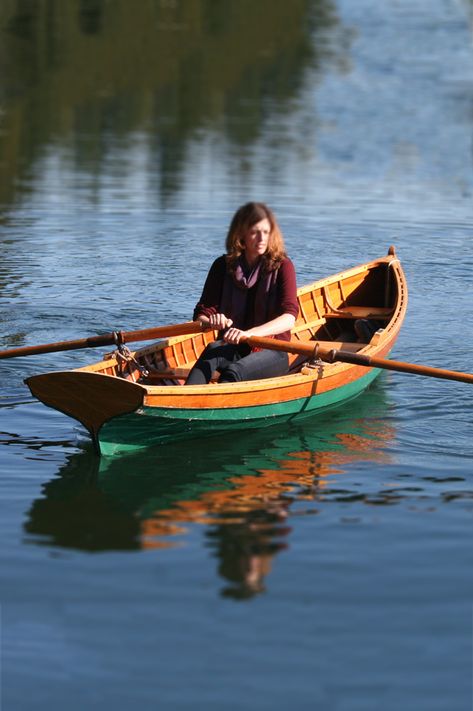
98, 367, 381, 456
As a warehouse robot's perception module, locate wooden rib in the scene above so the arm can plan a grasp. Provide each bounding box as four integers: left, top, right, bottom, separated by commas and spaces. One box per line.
297, 293, 310, 324
190, 334, 201, 360
169, 343, 179, 368
323, 285, 338, 312
308, 291, 332, 338
305, 289, 322, 321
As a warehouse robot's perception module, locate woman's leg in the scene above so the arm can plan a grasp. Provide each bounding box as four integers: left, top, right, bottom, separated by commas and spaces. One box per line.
186, 341, 248, 384
219, 349, 289, 383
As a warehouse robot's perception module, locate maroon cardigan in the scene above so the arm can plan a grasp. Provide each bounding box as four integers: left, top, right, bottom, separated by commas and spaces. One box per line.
193, 255, 299, 341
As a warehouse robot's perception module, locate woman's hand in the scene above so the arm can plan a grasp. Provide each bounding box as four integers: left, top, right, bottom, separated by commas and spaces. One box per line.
223, 327, 248, 344
200, 313, 233, 331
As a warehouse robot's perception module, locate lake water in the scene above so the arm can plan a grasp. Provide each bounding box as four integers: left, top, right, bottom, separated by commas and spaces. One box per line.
1, 1, 472, 709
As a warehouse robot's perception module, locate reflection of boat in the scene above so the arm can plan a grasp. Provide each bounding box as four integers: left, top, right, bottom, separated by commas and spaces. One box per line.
24, 385, 395, 596
26, 249, 406, 455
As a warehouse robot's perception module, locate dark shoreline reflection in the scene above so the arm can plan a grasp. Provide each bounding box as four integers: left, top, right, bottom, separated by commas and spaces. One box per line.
0, 0, 344, 207
24, 384, 395, 597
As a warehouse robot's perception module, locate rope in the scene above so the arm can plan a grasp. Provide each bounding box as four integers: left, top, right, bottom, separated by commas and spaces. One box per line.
113, 331, 149, 379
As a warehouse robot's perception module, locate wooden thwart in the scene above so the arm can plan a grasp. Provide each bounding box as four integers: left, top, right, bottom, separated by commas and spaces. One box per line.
327, 306, 393, 319
144, 367, 192, 382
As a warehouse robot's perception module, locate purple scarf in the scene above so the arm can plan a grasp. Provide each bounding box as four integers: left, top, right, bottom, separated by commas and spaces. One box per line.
220, 257, 278, 329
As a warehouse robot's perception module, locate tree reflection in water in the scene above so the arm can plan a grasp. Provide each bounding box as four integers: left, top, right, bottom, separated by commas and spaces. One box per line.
0, 0, 344, 206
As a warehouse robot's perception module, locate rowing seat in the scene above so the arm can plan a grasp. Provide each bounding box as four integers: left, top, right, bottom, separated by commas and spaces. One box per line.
327, 306, 393, 319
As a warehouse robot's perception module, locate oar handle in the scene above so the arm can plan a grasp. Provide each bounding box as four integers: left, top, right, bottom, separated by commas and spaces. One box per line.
119, 321, 206, 344
0, 321, 205, 359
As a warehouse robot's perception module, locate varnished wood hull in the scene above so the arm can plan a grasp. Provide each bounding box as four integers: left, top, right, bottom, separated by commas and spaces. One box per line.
26, 248, 407, 455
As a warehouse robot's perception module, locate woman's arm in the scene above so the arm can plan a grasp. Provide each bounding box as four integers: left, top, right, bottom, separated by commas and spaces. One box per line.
192, 256, 227, 319
223, 313, 295, 344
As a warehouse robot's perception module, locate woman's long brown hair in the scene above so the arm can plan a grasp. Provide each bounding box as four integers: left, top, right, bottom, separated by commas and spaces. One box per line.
225, 202, 287, 272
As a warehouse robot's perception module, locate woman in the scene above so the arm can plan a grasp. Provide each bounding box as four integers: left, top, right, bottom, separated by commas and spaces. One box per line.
186, 202, 299, 385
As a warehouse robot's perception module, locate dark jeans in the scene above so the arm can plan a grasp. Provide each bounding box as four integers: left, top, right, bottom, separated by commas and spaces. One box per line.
186, 340, 289, 384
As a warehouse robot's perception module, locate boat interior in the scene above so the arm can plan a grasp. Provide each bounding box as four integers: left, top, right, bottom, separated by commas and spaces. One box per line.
93, 260, 398, 386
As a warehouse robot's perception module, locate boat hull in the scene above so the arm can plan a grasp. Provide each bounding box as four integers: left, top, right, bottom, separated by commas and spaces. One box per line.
98, 367, 381, 455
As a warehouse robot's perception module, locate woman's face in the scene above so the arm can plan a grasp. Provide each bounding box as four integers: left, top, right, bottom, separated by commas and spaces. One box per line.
242, 218, 271, 264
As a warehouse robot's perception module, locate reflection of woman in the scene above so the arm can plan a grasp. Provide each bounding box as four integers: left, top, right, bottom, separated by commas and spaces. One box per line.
207, 507, 291, 599
186, 202, 299, 385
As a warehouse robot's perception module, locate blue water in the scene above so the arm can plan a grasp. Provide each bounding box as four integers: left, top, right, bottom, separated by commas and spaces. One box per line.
1, 1, 472, 709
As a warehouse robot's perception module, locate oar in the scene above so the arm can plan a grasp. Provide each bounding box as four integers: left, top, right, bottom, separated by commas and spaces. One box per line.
242, 335, 473, 385
0, 321, 206, 360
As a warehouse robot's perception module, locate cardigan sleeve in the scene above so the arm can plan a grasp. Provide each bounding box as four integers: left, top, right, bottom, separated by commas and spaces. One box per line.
192, 255, 227, 320
277, 258, 299, 319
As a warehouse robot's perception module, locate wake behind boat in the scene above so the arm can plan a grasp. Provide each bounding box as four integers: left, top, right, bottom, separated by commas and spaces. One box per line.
26, 247, 407, 456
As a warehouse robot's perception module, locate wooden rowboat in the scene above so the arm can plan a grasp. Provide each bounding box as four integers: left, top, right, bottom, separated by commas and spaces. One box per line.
26, 247, 407, 456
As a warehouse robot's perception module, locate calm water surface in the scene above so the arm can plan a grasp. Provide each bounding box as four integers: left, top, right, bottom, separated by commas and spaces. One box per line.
1, 1, 472, 709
